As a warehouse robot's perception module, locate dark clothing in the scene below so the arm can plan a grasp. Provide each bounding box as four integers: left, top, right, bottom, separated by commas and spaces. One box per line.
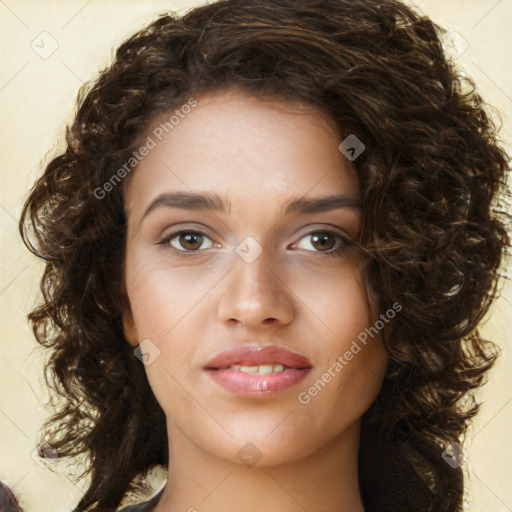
117, 489, 163, 512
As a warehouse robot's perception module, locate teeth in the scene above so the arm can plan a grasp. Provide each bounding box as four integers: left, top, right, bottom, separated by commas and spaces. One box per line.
228, 364, 285, 374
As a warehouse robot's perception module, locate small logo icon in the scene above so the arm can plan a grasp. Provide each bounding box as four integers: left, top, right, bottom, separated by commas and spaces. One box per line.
236, 236, 263, 263
338, 134, 365, 161
442, 30, 469, 60
441, 442, 467, 468
236, 442, 262, 468
31, 31, 59, 59
31, 441, 58, 469
134, 338, 161, 365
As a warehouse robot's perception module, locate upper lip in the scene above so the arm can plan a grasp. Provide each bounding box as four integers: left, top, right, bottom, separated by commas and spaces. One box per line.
204, 345, 313, 370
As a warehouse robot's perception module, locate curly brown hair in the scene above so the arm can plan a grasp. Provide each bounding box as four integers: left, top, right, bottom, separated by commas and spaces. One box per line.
19, 0, 510, 510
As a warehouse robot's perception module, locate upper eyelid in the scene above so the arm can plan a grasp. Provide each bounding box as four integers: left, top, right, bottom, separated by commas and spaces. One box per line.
159, 225, 211, 241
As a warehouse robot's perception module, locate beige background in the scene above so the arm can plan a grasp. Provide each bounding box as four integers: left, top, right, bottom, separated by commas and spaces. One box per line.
0, 1, 511, 511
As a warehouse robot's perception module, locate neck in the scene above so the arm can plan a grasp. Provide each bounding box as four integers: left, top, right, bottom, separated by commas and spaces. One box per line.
153, 420, 364, 512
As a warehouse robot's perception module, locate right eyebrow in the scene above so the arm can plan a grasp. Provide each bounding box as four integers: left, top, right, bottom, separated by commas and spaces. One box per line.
140, 191, 230, 223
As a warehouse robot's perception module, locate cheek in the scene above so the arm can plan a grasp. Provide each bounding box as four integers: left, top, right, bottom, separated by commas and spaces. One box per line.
294, 262, 388, 409
125, 250, 217, 340
124, 252, 215, 397
330, 272, 388, 401
292, 259, 373, 351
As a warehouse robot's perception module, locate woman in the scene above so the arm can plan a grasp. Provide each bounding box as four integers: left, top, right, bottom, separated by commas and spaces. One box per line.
19, 0, 510, 511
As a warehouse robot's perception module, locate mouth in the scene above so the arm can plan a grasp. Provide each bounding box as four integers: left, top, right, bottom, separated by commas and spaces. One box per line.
203, 345, 313, 397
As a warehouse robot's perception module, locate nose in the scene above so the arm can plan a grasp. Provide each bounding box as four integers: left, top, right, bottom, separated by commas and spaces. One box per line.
217, 247, 294, 330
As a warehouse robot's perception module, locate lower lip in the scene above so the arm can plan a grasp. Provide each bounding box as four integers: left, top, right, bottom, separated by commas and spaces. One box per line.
204, 368, 311, 397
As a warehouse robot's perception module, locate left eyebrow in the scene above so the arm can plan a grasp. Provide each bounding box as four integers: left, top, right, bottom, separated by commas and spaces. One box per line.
283, 194, 360, 214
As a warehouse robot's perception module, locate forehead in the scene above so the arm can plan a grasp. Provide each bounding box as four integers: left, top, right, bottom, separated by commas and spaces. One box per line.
124, 90, 360, 220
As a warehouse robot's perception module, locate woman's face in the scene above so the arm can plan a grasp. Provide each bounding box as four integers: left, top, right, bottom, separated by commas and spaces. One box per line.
122, 90, 388, 467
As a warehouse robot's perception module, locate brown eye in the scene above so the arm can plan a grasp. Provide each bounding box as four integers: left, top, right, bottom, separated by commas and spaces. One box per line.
310, 233, 336, 251
176, 232, 204, 250
292, 230, 349, 257
160, 230, 215, 252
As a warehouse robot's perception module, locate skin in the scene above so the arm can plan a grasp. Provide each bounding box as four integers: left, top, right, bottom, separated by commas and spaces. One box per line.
122, 89, 389, 512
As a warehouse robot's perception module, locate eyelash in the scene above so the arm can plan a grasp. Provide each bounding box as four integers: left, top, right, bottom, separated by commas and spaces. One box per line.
157, 229, 351, 258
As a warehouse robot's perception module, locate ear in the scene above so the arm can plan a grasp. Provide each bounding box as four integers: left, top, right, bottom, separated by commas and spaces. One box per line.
122, 305, 139, 348
118, 284, 139, 347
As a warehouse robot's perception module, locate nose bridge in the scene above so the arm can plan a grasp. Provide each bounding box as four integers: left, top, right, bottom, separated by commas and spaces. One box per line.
217, 242, 294, 328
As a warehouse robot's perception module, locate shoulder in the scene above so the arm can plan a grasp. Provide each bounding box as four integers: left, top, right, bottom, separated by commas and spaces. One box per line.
117, 489, 164, 512
117, 505, 150, 512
